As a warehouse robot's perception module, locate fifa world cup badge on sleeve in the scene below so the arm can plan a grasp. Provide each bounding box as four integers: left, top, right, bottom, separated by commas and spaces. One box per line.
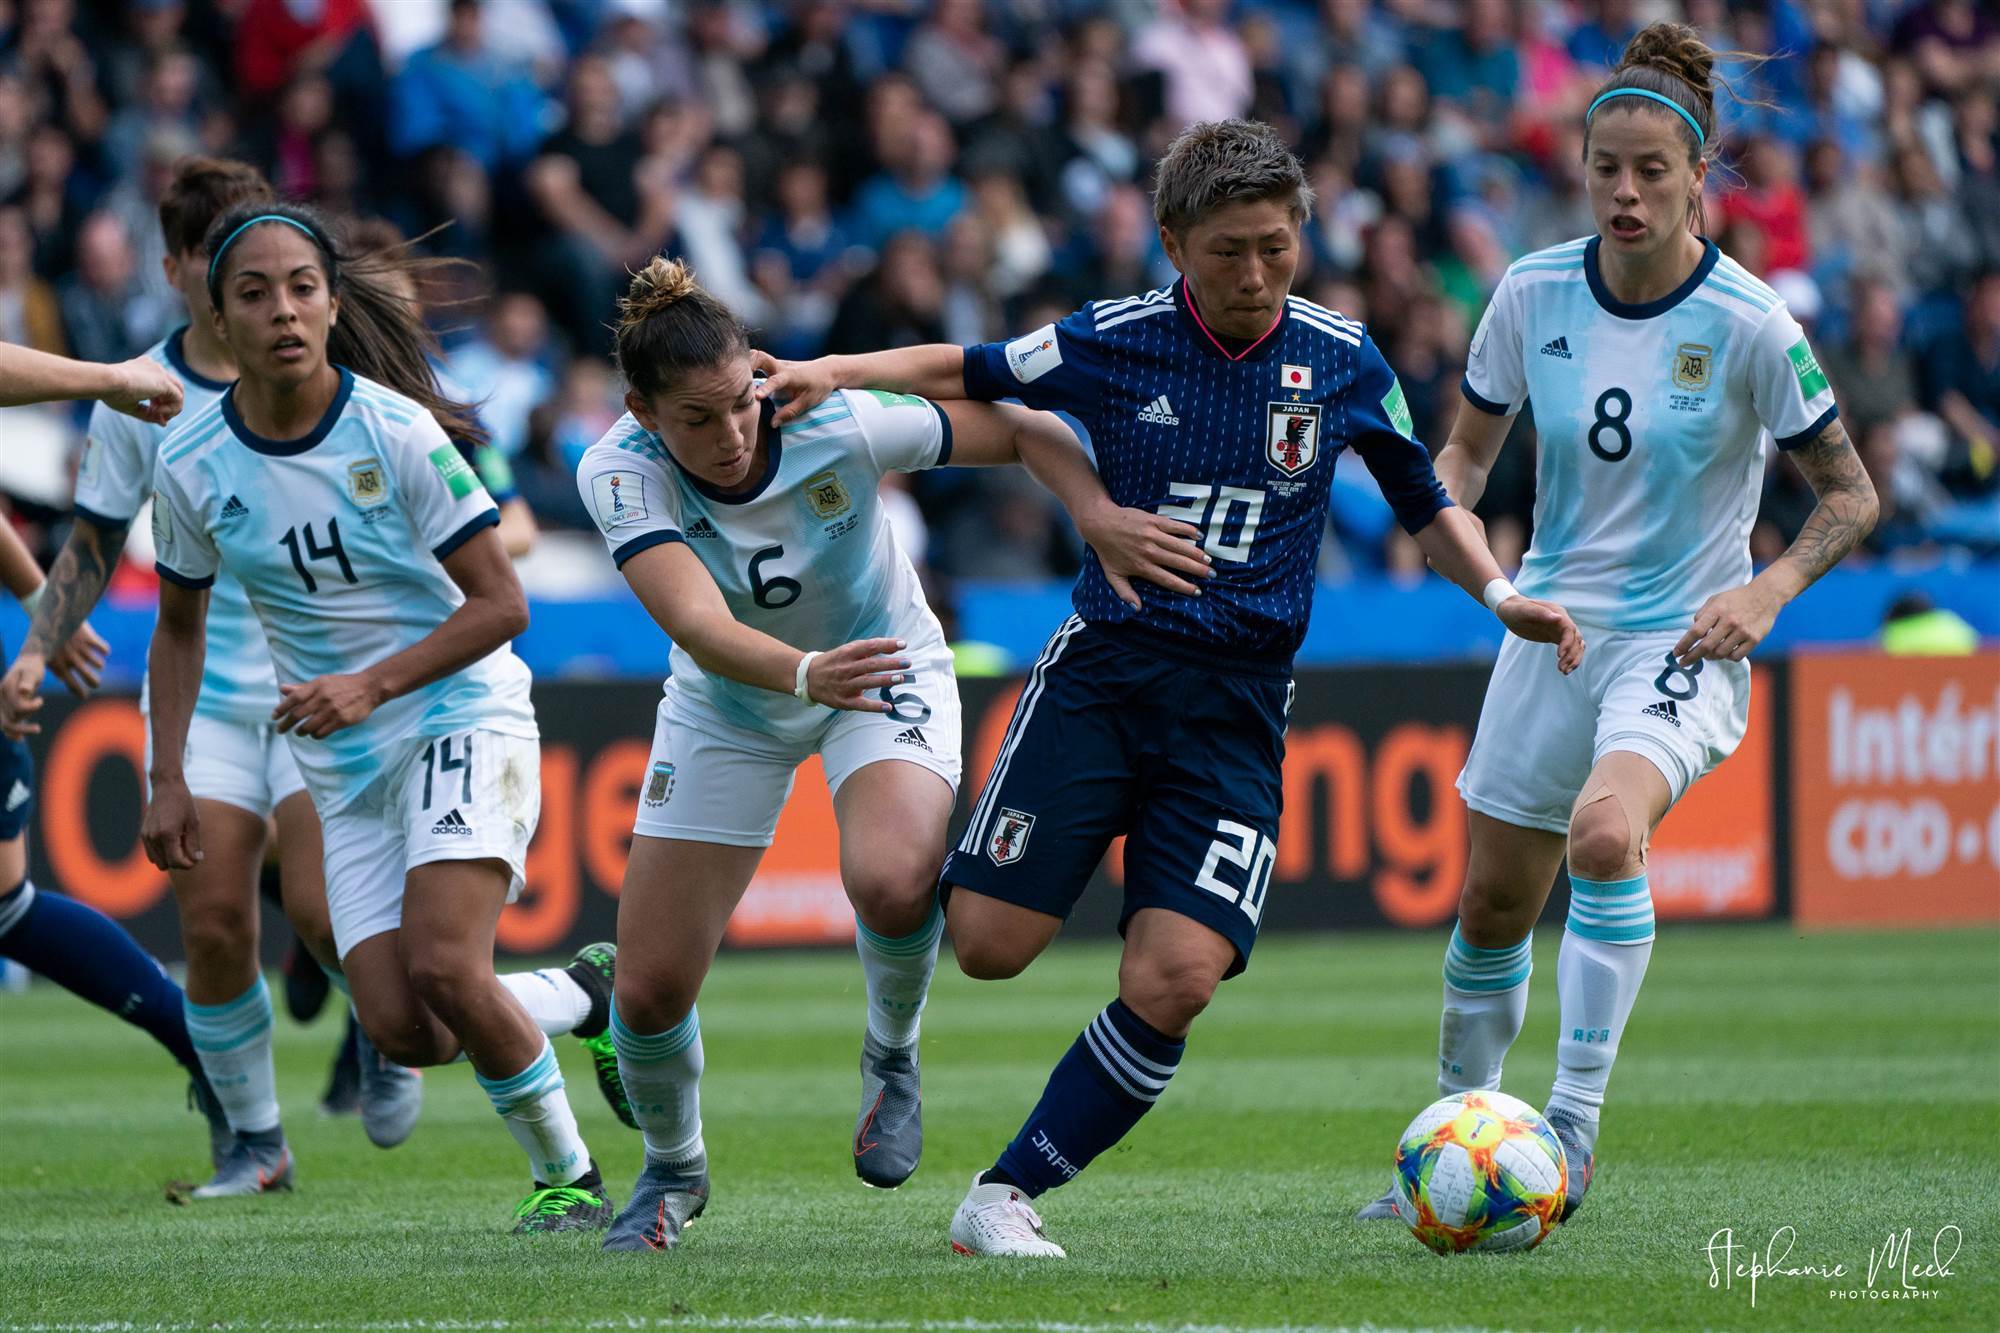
1266, 402, 1323, 477
1004, 324, 1062, 383
988, 808, 1035, 866
150, 491, 174, 563
591, 472, 648, 530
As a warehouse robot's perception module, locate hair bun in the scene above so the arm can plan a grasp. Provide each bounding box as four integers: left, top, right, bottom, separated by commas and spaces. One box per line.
620, 258, 700, 330
1617, 21, 1715, 100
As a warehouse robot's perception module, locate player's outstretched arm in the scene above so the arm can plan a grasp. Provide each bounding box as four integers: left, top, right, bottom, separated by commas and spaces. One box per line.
1431, 396, 1516, 512
272, 527, 530, 740
621, 540, 907, 713
141, 580, 209, 871
4, 513, 124, 722
0, 342, 183, 423
752, 346, 967, 427
1414, 507, 1585, 676
1675, 419, 1878, 666
947, 401, 1212, 608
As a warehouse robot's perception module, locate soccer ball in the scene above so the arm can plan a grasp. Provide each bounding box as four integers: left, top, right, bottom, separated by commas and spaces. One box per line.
1391, 1090, 1567, 1254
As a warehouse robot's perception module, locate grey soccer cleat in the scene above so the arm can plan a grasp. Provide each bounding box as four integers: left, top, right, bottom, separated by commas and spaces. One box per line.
852, 1032, 922, 1188
602, 1157, 710, 1251
1355, 1186, 1402, 1221
354, 1023, 423, 1149
1545, 1110, 1595, 1221
191, 1133, 295, 1199
187, 1071, 232, 1170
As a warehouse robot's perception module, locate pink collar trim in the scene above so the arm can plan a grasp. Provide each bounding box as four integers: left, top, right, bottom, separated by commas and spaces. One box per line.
1180, 278, 1283, 360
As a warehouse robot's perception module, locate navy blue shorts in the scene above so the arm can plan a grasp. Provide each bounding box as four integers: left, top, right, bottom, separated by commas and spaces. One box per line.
0, 733, 32, 841
941, 616, 1291, 976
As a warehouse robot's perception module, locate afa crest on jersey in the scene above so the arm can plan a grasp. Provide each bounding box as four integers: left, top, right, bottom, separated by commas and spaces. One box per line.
1266, 402, 1323, 476
804, 469, 851, 519
347, 459, 387, 507
1673, 343, 1714, 391
988, 807, 1035, 866
644, 760, 675, 806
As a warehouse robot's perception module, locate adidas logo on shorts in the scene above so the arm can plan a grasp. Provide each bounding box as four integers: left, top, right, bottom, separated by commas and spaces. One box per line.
1641, 699, 1682, 728
431, 808, 474, 835
5, 780, 29, 812
684, 517, 720, 539
893, 726, 932, 752
1136, 395, 1180, 426
1540, 336, 1573, 360
219, 495, 250, 521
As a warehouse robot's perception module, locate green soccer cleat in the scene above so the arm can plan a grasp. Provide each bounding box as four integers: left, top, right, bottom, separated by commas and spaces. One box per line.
511, 1162, 615, 1235
580, 1032, 638, 1130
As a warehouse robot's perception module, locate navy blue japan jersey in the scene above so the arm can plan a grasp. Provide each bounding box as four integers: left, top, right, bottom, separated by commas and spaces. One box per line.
963, 278, 1451, 665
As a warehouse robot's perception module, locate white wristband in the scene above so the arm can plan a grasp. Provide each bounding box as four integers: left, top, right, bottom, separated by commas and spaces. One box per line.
1481, 578, 1520, 613
794, 651, 819, 703
19, 584, 44, 617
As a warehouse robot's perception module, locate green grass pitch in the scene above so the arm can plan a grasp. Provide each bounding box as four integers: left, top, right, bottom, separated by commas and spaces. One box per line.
4, 925, 1996, 1332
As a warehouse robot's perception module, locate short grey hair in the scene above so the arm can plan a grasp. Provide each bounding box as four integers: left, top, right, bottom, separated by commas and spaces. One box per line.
1152, 120, 1314, 235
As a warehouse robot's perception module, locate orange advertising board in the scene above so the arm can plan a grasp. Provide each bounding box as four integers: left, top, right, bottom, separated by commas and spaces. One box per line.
1790, 652, 2000, 926
1648, 665, 1775, 920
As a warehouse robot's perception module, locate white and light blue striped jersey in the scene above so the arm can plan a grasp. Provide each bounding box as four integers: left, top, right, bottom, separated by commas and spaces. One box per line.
74, 329, 275, 724
577, 389, 951, 744
1463, 236, 1839, 632
150, 368, 537, 812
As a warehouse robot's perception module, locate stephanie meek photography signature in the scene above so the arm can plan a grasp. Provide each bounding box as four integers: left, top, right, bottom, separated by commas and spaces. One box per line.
1703, 1225, 1963, 1307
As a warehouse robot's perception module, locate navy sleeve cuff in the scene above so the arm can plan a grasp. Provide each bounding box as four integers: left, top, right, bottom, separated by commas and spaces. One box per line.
1394, 491, 1455, 535
1775, 404, 1839, 451
431, 508, 500, 562
613, 528, 687, 568
961, 344, 1009, 401
928, 399, 954, 467
72, 502, 134, 534
1459, 376, 1513, 417
154, 562, 215, 590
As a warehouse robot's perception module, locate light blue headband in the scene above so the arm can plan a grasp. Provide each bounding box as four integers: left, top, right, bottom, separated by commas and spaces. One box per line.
206, 214, 320, 287
1587, 88, 1705, 145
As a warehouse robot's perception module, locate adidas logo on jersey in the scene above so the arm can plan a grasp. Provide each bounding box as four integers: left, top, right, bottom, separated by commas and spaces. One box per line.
219, 495, 249, 521
1641, 700, 1683, 728
1540, 336, 1573, 360
1137, 395, 1180, 426
684, 517, 720, 539
892, 726, 931, 752
431, 808, 474, 836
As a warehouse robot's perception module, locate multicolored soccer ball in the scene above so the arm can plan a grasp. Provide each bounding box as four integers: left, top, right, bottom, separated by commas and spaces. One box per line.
1391, 1091, 1567, 1254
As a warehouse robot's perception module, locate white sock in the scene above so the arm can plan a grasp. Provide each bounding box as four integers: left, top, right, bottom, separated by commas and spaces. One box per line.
854, 902, 942, 1049
1437, 925, 1533, 1096
1548, 873, 1655, 1149
185, 976, 282, 1134
474, 1037, 590, 1185
499, 968, 592, 1037
611, 1002, 704, 1168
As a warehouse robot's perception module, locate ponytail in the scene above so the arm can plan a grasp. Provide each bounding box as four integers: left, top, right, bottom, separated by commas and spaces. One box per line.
614, 257, 750, 401
202, 201, 489, 449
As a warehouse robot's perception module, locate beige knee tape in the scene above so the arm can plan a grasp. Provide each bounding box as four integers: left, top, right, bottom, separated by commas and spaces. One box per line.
1571, 778, 1649, 866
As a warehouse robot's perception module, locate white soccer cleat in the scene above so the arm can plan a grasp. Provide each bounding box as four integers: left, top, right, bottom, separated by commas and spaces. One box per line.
949, 1173, 1066, 1258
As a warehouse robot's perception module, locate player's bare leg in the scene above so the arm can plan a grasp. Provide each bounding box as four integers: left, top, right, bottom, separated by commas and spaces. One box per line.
835, 758, 953, 1188
1544, 751, 1672, 1220
945, 888, 1063, 981
602, 835, 761, 1251
1359, 812, 1568, 1219
177, 800, 294, 1198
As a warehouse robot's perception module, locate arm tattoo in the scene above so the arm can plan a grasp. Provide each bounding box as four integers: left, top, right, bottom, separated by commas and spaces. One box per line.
1778, 420, 1879, 587
23, 518, 129, 657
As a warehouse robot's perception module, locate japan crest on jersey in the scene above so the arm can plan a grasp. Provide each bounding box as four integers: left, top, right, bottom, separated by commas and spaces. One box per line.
988, 807, 1035, 866
1266, 401, 1323, 476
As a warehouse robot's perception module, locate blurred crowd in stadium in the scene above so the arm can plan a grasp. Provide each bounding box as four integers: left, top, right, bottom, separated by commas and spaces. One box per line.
3, 0, 1998, 598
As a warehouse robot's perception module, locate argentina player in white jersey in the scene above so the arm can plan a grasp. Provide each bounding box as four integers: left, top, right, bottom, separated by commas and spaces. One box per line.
760, 120, 1586, 1258
143, 202, 630, 1234
1359, 24, 1878, 1226
0, 160, 432, 1194
579, 259, 1198, 1252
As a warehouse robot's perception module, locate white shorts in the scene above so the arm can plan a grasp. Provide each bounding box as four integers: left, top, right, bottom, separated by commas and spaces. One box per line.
144, 710, 307, 819
1457, 628, 1750, 834
634, 651, 962, 848
319, 728, 541, 959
